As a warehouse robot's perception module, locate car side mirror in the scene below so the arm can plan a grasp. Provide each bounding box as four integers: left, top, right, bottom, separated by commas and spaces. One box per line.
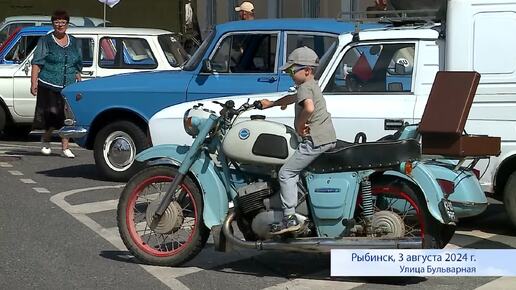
201, 59, 213, 73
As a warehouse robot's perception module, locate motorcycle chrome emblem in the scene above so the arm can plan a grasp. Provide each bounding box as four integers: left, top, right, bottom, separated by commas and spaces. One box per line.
239, 128, 250, 140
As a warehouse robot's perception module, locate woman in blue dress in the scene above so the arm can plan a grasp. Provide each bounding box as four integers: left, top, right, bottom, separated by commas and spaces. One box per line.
30, 9, 82, 158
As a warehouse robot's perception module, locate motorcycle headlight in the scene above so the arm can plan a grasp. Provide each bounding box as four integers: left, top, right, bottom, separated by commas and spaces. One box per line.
183, 109, 199, 137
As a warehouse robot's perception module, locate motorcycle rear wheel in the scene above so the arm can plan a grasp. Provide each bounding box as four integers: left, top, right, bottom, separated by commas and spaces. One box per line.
117, 165, 210, 266
371, 177, 446, 248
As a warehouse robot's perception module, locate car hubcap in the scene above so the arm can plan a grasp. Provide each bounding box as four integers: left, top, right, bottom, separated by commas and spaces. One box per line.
103, 131, 135, 171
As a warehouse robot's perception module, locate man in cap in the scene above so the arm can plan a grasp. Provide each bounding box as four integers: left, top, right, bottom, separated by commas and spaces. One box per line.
235, 1, 255, 20
259, 47, 337, 234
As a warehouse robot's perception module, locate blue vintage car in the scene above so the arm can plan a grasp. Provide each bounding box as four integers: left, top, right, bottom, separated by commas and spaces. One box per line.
61, 18, 381, 180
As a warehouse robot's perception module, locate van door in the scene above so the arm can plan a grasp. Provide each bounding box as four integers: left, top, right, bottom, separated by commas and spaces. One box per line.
321, 40, 419, 142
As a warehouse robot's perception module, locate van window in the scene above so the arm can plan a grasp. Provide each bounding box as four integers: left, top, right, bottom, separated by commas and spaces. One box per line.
473, 12, 516, 78
324, 43, 416, 93
210, 33, 278, 73
99, 37, 157, 69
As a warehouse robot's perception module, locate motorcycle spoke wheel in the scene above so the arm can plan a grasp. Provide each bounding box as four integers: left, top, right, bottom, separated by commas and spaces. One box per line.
371, 190, 424, 240
118, 166, 209, 266
363, 178, 444, 248
127, 176, 198, 257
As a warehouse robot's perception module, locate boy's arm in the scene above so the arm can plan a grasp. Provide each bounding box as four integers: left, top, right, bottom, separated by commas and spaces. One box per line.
295, 99, 314, 136
260, 94, 296, 109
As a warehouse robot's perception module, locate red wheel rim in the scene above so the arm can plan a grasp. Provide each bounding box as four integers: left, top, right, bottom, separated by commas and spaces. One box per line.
126, 175, 199, 257
372, 185, 425, 240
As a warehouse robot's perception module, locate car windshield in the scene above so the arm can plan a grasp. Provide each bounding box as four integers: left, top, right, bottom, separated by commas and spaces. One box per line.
183, 28, 215, 71
314, 40, 338, 80
158, 34, 189, 67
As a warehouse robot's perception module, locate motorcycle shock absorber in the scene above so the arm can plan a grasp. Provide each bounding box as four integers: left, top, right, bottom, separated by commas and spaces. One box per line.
361, 176, 375, 234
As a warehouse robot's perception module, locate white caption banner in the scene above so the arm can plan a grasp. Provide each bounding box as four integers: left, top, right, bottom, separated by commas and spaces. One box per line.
331, 249, 516, 277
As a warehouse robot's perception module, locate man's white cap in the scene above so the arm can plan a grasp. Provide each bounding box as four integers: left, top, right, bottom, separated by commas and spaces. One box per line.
235, 1, 254, 12
280, 46, 320, 70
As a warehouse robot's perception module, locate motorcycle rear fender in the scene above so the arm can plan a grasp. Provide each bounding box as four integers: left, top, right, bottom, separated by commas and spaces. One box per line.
136, 144, 229, 229
384, 162, 451, 224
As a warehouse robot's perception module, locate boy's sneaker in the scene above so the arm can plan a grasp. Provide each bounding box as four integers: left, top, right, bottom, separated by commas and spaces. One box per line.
271, 215, 301, 235
41, 146, 51, 155
62, 149, 75, 158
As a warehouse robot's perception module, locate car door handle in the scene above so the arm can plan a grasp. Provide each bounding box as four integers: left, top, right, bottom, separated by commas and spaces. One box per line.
257, 76, 277, 83
81, 71, 94, 76
384, 119, 405, 130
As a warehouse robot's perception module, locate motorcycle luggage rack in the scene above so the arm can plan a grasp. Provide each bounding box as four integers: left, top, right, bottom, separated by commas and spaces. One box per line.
418, 71, 501, 161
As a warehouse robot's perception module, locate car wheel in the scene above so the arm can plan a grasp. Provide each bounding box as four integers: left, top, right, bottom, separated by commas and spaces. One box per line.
94, 120, 148, 181
503, 172, 516, 229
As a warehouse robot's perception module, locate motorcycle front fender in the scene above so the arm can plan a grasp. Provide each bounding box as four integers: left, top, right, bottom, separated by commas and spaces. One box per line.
385, 162, 454, 225
136, 144, 229, 229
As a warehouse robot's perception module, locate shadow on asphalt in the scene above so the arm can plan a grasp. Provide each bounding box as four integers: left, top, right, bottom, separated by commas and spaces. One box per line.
4, 149, 61, 157
457, 203, 515, 236
98, 246, 425, 285
99, 250, 135, 263
36, 164, 104, 180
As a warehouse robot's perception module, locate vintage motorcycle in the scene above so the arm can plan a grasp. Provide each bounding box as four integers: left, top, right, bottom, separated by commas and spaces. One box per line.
117, 99, 458, 266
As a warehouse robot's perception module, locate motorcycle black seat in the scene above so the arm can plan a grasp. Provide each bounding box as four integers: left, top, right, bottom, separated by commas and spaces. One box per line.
307, 139, 421, 173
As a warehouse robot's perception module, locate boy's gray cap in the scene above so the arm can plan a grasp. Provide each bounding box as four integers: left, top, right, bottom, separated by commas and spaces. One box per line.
280, 46, 320, 70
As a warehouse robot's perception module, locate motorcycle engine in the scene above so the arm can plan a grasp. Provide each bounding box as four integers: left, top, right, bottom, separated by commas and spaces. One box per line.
236, 181, 310, 239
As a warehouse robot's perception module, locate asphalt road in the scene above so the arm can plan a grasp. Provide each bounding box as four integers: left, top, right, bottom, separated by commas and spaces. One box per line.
1, 138, 515, 290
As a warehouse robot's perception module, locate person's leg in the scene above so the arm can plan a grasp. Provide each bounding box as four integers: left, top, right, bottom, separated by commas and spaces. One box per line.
61, 137, 75, 158
62, 137, 69, 150
273, 140, 334, 234
40, 127, 53, 155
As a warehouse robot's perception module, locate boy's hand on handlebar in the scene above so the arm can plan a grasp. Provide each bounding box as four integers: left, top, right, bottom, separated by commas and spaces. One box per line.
259, 99, 274, 109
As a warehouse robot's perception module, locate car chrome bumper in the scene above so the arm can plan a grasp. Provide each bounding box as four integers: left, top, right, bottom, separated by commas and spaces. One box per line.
58, 126, 88, 139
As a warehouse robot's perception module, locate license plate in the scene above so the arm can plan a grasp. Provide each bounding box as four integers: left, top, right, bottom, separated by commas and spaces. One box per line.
442, 199, 457, 222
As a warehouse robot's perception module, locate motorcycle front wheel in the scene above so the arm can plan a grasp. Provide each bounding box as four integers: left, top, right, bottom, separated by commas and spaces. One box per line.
117, 165, 210, 266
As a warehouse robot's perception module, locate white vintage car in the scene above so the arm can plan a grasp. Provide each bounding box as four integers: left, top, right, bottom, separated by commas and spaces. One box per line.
0, 15, 108, 44
0, 27, 187, 133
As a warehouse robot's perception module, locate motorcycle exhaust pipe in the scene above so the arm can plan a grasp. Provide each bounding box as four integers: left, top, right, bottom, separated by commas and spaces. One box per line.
222, 211, 423, 252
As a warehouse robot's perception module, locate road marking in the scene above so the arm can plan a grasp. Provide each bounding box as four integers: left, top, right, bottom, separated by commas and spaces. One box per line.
71, 199, 119, 214
474, 277, 516, 290
8, 170, 23, 176
20, 179, 36, 184
0, 162, 13, 168
263, 278, 363, 290
50, 185, 192, 290
33, 187, 50, 193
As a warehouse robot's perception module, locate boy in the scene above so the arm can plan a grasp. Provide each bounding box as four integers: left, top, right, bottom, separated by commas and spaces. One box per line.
259, 46, 337, 234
